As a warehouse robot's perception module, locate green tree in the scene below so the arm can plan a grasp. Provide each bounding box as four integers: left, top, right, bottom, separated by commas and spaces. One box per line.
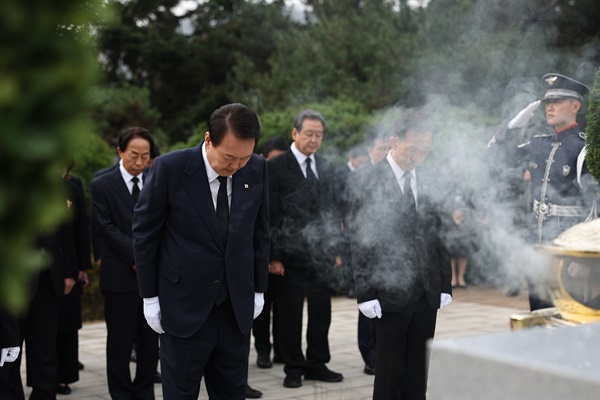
585, 67, 600, 180
241, 0, 421, 112
98, 0, 292, 143
0, 0, 111, 311
89, 84, 166, 146
410, 0, 600, 114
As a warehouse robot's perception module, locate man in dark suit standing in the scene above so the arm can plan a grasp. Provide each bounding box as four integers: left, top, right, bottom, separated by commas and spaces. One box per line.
347, 110, 452, 400
0, 194, 78, 400
268, 109, 344, 389
133, 103, 270, 399
89, 127, 158, 400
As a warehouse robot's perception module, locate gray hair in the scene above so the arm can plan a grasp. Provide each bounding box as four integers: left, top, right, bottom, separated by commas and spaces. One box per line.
293, 109, 326, 131
393, 109, 435, 141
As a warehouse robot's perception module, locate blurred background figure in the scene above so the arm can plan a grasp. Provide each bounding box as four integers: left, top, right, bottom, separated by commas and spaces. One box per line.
365, 128, 391, 165
56, 163, 93, 395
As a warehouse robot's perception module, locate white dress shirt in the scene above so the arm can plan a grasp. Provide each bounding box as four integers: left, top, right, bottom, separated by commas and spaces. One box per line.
291, 142, 319, 179
119, 164, 144, 195
386, 151, 418, 207
202, 142, 231, 211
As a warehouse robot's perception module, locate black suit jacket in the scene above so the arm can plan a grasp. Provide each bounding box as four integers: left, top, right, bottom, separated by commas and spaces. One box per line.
132, 143, 270, 338
32, 185, 79, 300
0, 310, 19, 349
347, 160, 451, 312
58, 177, 93, 331
267, 150, 342, 268
89, 167, 141, 292
90, 162, 120, 261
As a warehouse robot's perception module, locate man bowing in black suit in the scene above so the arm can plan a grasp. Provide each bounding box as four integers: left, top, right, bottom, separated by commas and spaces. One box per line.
133, 103, 270, 400
267, 109, 344, 388
90, 127, 159, 400
347, 110, 452, 400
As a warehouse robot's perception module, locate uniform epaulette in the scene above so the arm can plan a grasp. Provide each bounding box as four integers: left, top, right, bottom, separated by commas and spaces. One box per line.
532, 133, 552, 138
517, 141, 530, 148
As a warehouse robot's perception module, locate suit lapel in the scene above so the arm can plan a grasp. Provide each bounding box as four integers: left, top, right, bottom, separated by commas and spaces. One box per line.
182, 143, 224, 252
226, 167, 250, 255
286, 150, 304, 180
110, 168, 136, 211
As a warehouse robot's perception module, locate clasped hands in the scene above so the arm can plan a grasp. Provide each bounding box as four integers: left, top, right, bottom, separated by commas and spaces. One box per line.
143, 293, 266, 334
358, 293, 453, 319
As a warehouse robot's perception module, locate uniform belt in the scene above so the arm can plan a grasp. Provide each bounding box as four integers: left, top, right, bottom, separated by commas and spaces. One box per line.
532, 200, 584, 217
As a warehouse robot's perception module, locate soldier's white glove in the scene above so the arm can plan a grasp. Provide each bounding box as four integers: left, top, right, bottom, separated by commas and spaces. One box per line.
359, 299, 382, 319
143, 296, 165, 334
440, 293, 452, 309
507, 100, 541, 129
254, 292, 265, 319
0, 347, 20, 367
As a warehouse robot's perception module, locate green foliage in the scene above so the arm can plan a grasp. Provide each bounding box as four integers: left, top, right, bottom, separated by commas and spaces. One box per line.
72, 131, 115, 195
0, 0, 112, 311
239, 0, 420, 112
585, 67, 600, 180
257, 98, 371, 165
89, 84, 165, 146
411, 0, 600, 113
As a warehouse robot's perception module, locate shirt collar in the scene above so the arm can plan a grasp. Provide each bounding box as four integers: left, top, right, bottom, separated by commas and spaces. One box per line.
291, 142, 315, 166
119, 163, 142, 183
202, 141, 220, 183
386, 151, 415, 182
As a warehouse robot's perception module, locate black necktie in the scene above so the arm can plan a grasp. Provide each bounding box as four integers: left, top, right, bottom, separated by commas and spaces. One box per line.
215, 176, 230, 305
403, 171, 416, 211
305, 158, 318, 183
216, 176, 229, 243
131, 177, 140, 203
305, 158, 319, 202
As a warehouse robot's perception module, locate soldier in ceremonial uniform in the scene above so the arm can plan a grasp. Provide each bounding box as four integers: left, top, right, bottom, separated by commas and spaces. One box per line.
497, 73, 592, 310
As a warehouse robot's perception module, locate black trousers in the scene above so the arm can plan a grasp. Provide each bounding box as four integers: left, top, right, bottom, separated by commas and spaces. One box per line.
160, 300, 250, 400
373, 295, 437, 400
56, 329, 79, 384
26, 272, 60, 400
0, 272, 60, 400
358, 311, 376, 366
252, 273, 281, 357
276, 266, 332, 378
103, 291, 158, 400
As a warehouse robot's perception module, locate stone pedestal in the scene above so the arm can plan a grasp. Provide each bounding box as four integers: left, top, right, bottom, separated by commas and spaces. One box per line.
427, 322, 600, 399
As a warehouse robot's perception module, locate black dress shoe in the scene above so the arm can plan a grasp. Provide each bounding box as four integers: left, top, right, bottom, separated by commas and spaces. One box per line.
304, 366, 343, 382
256, 353, 272, 369
245, 384, 263, 398
57, 384, 71, 395
77, 361, 84, 371
363, 362, 375, 375
283, 376, 302, 388
154, 371, 162, 384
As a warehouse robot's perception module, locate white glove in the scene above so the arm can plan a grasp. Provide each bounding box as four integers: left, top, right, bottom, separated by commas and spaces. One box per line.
143, 296, 165, 334
253, 293, 265, 319
440, 293, 452, 309
0, 347, 20, 367
358, 299, 382, 319
507, 100, 541, 129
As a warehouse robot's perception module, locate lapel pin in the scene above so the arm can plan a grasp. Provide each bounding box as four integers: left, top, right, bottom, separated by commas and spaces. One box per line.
244, 184, 249, 189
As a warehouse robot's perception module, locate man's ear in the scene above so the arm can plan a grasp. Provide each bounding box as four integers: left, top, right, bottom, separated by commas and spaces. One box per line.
572, 100, 581, 114
389, 136, 398, 149
291, 128, 298, 141
204, 132, 211, 145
